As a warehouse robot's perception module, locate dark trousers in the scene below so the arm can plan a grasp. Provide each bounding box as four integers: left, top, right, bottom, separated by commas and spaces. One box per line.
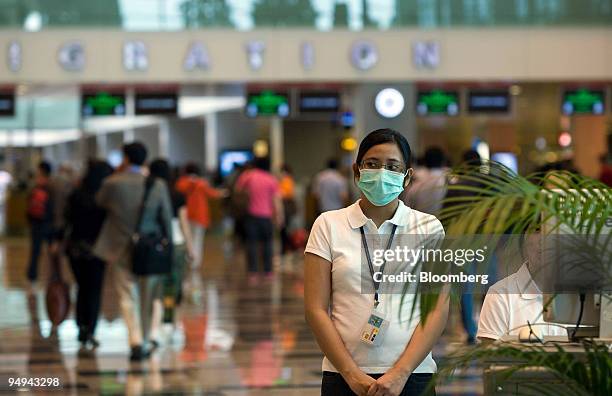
244, 215, 273, 273
27, 222, 53, 281
68, 254, 106, 340
321, 371, 435, 396
280, 225, 290, 254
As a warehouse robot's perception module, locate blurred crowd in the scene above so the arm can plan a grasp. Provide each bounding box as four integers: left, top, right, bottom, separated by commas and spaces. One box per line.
10, 140, 612, 360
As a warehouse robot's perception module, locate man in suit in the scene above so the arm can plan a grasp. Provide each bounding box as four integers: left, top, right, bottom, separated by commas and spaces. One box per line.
93, 142, 173, 361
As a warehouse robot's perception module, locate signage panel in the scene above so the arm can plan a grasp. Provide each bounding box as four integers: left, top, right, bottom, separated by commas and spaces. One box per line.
416, 90, 459, 116
0, 93, 15, 116
468, 90, 510, 114
246, 90, 290, 117
299, 92, 340, 113
135, 92, 178, 115
82, 92, 126, 116
562, 89, 605, 115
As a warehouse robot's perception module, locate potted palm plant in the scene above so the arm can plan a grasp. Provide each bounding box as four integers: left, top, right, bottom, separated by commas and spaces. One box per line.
410, 161, 611, 395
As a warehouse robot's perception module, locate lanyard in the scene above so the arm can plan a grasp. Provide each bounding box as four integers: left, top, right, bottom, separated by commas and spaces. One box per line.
360, 224, 398, 308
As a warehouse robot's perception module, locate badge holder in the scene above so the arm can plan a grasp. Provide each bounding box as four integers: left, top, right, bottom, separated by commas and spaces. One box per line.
360, 306, 389, 346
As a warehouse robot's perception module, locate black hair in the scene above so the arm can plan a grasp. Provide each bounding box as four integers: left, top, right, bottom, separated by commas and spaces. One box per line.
38, 161, 52, 176
149, 158, 172, 184
356, 129, 412, 169
462, 149, 481, 166
424, 147, 446, 169
327, 159, 338, 170
254, 156, 271, 171
281, 163, 293, 175
184, 162, 201, 176
123, 142, 147, 166
82, 160, 113, 193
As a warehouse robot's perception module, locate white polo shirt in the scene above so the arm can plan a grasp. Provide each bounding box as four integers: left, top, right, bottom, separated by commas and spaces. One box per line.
477, 263, 567, 340
305, 200, 444, 374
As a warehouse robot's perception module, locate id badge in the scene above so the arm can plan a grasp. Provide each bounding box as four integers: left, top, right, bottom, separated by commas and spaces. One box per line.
360, 309, 389, 346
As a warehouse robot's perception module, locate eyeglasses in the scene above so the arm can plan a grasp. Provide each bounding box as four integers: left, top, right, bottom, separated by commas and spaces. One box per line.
360, 159, 406, 174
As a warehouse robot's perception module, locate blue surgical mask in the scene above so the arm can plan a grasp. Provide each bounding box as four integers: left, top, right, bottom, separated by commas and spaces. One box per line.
357, 168, 407, 206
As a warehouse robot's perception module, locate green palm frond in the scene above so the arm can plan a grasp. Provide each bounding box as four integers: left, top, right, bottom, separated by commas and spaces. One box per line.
407, 161, 612, 394
434, 341, 611, 396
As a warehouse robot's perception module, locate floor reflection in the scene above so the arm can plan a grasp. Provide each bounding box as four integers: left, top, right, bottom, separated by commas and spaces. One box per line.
0, 235, 482, 395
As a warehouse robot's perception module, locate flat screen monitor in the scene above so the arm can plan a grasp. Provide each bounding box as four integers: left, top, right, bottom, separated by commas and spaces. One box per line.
135, 92, 178, 115
468, 90, 510, 114
220, 150, 253, 177
0, 93, 15, 116
416, 90, 459, 116
541, 189, 611, 328
246, 91, 290, 117
299, 92, 340, 113
82, 92, 126, 116
562, 89, 605, 115
491, 152, 518, 174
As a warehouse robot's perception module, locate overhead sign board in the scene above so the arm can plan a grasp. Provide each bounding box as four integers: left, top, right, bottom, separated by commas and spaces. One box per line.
299, 92, 340, 113
0, 92, 15, 116
416, 89, 459, 116
246, 90, 290, 117
468, 90, 511, 114
562, 89, 605, 115
135, 92, 178, 115
82, 92, 126, 116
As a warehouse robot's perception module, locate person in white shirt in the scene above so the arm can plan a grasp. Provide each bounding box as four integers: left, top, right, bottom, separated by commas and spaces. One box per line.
304, 129, 449, 396
477, 233, 566, 342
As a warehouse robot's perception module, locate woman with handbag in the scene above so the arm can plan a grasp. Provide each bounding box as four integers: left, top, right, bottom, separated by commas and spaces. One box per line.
148, 159, 194, 336
64, 160, 113, 348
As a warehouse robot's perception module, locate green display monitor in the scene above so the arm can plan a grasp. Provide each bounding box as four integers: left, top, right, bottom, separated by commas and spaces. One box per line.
416, 89, 460, 116
562, 89, 605, 115
82, 92, 126, 116
246, 90, 290, 117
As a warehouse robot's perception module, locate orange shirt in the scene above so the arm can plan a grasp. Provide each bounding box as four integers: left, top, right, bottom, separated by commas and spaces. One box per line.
175, 175, 220, 227
279, 174, 295, 199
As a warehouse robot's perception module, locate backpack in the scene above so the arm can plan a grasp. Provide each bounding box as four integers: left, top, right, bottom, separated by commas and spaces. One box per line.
27, 185, 51, 221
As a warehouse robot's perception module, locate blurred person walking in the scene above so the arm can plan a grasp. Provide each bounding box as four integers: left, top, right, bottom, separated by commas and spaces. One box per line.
444, 149, 487, 345
313, 159, 348, 213
93, 142, 173, 361
227, 162, 250, 244
64, 160, 113, 349
149, 159, 194, 335
402, 147, 448, 216
235, 157, 283, 284
279, 164, 297, 256
51, 163, 76, 239
175, 163, 223, 270
26, 161, 55, 284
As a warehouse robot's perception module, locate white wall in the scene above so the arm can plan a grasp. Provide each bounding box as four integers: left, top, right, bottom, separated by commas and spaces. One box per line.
134, 125, 160, 160
216, 110, 259, 152
167, 117, 205, 168
2, 28, 612, 83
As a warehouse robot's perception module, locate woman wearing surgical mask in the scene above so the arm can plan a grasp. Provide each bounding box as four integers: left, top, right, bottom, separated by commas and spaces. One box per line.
304, 129, 448, 396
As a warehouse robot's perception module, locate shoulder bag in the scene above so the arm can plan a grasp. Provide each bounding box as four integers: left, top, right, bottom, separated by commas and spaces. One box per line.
131, 177, 173, 275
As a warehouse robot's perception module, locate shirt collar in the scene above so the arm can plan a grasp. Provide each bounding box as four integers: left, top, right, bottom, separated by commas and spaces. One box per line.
515, 262, 541, 300
347, 199, 411, 229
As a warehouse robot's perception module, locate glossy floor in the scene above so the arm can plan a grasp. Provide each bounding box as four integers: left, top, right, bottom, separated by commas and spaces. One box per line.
0, 236, 482, 395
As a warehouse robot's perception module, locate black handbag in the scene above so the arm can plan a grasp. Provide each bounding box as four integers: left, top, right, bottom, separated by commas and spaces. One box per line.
131, 177, 172, 276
